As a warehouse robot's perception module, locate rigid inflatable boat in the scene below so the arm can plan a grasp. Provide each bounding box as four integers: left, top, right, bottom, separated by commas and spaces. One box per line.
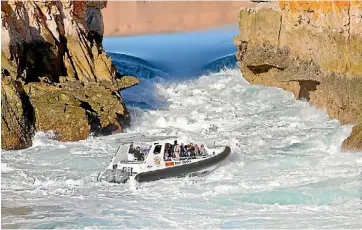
97, 135, 231, 183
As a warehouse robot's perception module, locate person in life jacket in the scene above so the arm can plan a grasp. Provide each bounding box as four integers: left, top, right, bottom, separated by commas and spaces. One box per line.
85, 1, 107, 54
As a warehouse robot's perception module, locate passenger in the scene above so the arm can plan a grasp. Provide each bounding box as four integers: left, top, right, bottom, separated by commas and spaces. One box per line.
128, 144, 135, 154
189, 143, 196, 158
165, 144, 172, 159
180, 144, 185, 157
134, 146, 143, 161
194, 144, 200, 156
184, 144, 189, 157
172, 140, 177, 152
173, 140, 181, 160
199, 144, 207, 156
171, 141, 176, 158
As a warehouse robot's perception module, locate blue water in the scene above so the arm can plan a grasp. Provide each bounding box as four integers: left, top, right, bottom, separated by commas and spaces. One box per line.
2, 25, 362, 229
104, 24, 238, 78
104, 24, 238, 110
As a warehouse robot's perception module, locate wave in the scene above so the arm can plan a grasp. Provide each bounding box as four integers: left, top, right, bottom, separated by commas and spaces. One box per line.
108, 52, 170, 79
109, 52, 238, 81
108, 52, 239, 109
201, 54, 238, 74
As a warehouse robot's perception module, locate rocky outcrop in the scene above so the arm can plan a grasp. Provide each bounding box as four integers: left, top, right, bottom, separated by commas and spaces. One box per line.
1, 75, 35, 150
1, 1, 139, 150
234, 1, 362, 152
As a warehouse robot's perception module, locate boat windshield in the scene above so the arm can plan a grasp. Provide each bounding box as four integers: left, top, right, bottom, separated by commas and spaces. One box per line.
112, 145, 129, 164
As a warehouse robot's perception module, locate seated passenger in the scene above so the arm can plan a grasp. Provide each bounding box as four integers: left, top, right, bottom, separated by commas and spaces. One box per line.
180, 144, 185, 157
134, 146, 143, 161
189, 143, 196, 158
165, 144, 172, 158
194, 144, 200, 156
199, 144, 207, 156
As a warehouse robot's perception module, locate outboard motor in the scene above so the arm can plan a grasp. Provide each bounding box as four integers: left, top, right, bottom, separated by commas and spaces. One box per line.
103, 165, 130, 183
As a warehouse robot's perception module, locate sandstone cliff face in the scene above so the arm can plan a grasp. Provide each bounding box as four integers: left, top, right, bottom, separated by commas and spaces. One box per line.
1, 76, 35, 150
1, 1, 139, 150
234, 1, 362, 152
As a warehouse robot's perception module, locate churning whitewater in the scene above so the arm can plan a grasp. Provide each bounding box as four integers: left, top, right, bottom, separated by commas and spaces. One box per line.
2, 68, 362, 229
2, 26, 362, 228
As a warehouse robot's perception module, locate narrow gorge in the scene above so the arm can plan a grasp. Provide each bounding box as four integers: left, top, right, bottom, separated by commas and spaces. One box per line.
1, 1, 139, 150
2, 1, 362, 228
234, 1, 362, 151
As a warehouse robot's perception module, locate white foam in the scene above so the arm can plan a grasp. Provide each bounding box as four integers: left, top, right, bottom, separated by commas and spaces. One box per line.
1, 163, 14, 173
2, 68, 362, 229
31, 131, 67, 149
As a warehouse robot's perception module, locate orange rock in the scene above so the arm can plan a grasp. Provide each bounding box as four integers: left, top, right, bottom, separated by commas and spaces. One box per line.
1, 0, 139, 150
72, 1, 86, 22
236, 0, 362, 152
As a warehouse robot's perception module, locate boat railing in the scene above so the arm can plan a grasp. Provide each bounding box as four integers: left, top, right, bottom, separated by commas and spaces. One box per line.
164, 155, 209, 162
119, 160, 143, 164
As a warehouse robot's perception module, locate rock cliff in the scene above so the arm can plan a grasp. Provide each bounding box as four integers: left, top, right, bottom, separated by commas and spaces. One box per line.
234, 1, 362, 152
1, 1, 139, 150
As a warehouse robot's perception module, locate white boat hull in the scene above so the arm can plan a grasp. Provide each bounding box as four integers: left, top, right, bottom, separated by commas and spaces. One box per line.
134, 146, 230, 182
97, 135, 231, 183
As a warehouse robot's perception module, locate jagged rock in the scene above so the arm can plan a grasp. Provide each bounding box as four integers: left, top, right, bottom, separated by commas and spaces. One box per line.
1, 75, 35, 150
342, 122, 362, 152
235, 1, 362, 152
1, 1, 139, 150
23, 80, 138, 141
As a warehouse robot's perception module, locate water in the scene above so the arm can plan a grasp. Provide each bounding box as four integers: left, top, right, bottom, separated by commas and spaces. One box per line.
2, 25, 362, 229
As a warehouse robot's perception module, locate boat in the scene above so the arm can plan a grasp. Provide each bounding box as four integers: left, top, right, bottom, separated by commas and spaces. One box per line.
97, 135, 231, 183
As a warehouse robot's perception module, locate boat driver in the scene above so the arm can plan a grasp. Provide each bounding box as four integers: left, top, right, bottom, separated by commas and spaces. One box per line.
128, 144, 135, 154
134, 146, 143, 161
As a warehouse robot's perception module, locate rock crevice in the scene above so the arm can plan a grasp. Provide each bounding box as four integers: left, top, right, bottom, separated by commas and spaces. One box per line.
247, 64, 285, 74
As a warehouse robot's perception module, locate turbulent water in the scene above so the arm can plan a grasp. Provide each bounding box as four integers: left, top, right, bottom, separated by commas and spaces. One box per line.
2, 27, 362, 229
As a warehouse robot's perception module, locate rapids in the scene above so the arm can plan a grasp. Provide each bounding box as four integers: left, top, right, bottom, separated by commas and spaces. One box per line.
2, 25, 362, 229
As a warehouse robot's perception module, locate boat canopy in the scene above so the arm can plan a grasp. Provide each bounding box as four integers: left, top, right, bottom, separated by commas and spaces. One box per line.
115, 133, 178, 144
